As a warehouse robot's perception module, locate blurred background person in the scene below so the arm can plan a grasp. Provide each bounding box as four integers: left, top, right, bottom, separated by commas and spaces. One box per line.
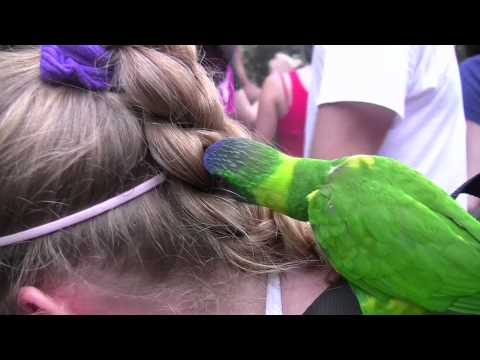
460, 45, 480, 213
231, 49, 305, 130
240, 52, 308, 130
304, 45, 467, 207
200, 45, 261, 129
201, 45, 237, 116
268, 52, 303, 73
255, 46, 313, 156
232, 46, 262, 104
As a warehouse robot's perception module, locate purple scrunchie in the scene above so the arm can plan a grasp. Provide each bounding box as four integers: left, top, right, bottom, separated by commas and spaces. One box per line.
40, 45, 112, 91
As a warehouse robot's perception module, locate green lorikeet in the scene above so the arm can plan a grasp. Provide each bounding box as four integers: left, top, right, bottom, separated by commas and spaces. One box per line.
203, 138, 480, 315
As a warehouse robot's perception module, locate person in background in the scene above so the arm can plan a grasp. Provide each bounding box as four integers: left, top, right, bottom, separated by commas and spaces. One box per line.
233, 50, 303, 130
304, 45, 467, 207
201, 45, 237, 116
255, 46, 313, 156
232, 46, 262, 103
460, 45, 480, 213
200, 45, 260, 129
268, 52, 303, 73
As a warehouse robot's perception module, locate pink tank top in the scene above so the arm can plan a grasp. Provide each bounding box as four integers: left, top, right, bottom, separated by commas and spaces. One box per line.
277, 70, 308, 157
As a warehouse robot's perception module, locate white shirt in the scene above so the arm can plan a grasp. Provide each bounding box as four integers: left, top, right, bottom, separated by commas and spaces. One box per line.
304, 45, 467, 205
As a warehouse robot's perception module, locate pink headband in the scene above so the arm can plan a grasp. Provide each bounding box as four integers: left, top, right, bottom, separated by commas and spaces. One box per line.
0, 174, 166, 247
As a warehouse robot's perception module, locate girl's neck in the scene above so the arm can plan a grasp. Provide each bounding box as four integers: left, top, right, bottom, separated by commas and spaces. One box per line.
280, 265, 331, 315
47, 263, 331, 314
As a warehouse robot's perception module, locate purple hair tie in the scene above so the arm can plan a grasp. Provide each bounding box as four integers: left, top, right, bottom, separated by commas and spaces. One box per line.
40, 45, 112, 91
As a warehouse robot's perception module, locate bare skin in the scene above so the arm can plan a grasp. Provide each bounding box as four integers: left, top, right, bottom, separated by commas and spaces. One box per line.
281, 267, 334, 314
234, 89, 258, 130
309, 102, 395, 159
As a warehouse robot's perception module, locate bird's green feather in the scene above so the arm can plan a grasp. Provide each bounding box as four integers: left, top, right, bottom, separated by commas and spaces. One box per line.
308, 156, 480, 314
204, 138, 335, 220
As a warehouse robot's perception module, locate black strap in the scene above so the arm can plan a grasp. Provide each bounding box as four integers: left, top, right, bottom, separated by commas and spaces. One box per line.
303, 280, 362, 315
451, 172, 480, 199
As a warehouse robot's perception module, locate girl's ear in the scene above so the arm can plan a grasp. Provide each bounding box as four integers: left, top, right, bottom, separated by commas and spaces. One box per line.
17, 286, 72, 315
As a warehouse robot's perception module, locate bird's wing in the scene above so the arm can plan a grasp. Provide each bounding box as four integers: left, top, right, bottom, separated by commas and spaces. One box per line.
308, 178, 480, 314
397, 163, 480, 245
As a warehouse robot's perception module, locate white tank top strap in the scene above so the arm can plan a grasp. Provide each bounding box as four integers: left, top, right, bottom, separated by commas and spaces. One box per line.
265, 272, 283, 315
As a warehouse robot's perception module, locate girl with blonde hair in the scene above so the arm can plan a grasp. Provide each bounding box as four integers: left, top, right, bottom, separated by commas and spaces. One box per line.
0, 45, 346, 315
